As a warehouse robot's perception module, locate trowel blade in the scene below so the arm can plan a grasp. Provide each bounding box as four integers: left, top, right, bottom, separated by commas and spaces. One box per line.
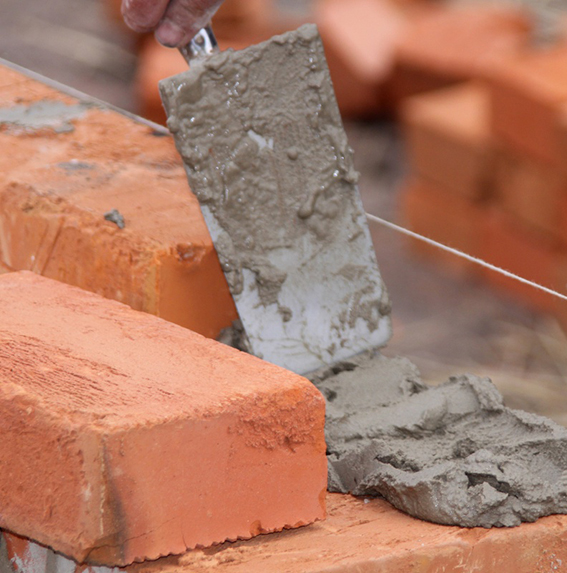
160, 24, 392, 375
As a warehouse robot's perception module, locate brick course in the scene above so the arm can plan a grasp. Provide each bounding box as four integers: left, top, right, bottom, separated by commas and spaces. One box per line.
6, 493, 567, 572
0, 271, 326, 566
0, 63, 237, 339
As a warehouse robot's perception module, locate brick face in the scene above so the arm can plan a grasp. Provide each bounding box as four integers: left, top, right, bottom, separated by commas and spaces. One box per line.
0, 271, 326, 567
401, 82, 493, 199
6, 494, 567, 572
315, 0, 408, 118
489, 46, 567, 166
494, 148, 567, 242
0, 63, 237, 339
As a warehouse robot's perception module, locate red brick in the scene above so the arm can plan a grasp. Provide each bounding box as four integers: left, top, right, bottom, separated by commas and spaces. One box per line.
6, 493, 567, 572
0, 271, 326, 567
315, 0, 414, 118
494, 147, 567, 242
389, 4, 531, 103
400, 178, 485, 275
489, 45, 567, 166
480, 209, 562, 312
0, 64, 237, 339
401, 82, 493, 199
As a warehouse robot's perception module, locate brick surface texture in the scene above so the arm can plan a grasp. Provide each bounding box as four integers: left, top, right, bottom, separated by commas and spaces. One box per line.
5, 494, 567, 572
0, 271, 326, 567
0, 63, 237, 339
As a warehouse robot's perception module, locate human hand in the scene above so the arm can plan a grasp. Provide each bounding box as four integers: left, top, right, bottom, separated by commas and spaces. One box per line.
122, 0, 223, 47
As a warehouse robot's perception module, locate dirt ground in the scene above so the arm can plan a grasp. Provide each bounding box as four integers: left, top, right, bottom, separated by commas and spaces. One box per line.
2, 0, 567, 425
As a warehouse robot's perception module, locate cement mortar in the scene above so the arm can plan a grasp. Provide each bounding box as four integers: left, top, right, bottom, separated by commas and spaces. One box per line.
0, 101, 89, 133
311, 352, 567, 528
160, 25, 391, 374
0, 535, 12, 573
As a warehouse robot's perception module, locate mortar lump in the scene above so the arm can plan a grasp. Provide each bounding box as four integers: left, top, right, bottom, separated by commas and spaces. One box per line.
310, 352, 567, 528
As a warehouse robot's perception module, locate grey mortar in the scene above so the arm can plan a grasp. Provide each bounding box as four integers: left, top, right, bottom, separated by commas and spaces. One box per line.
161, 24, 567, 528
310, 352, 567, 528
160, 24, 391, 374
0, 535, 12, 573
0, 100, 90, 133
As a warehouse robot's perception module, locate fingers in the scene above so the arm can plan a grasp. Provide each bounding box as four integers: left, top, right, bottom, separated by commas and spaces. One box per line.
121, 0, 170, 33
155, 0, 223, 47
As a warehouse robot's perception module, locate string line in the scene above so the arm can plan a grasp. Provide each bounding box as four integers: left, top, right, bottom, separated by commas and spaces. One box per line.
4, 58, 566, 303
366, 212, 567, 303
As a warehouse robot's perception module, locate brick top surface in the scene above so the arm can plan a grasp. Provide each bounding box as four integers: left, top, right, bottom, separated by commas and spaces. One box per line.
0, 63, 212, 250
0, 271, 316, 427
402, 82, 490, 142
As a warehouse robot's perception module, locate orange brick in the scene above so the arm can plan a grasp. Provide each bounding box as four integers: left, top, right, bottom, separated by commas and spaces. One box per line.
401, 82, 493, 199
6, 493, 567, 572
0, 64, 237, 339
389, 4, 531, 103
400, 178, 485, 275
315, 0, 410, 118
489, 45, 567, 166
0, 271, 326, 567
494, 147, 567, 242
480, 209, 562, 312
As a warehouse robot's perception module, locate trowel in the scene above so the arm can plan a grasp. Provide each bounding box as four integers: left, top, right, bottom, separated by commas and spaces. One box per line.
161, 23, 391, 375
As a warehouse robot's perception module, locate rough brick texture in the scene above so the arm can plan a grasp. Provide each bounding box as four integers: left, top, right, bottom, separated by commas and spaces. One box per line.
0, 63, 237, 339
6, 493, 567, 572
401, 82, 493, 199
0, 271, 326, 567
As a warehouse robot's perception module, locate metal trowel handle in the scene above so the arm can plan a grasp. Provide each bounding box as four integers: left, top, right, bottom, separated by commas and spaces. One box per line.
179, 25, 219, 65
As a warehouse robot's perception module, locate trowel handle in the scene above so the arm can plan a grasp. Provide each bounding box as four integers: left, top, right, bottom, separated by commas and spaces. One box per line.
179, 24, 219, 65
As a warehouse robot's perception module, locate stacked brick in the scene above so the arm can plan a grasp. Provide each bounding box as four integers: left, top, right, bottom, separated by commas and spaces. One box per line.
0, 62, 237, 339
6, 494, 567, 572
400, 45, 567, 320
0, 63, 327, 569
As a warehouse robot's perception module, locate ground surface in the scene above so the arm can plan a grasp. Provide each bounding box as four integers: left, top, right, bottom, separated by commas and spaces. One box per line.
2, 0, 567, 425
